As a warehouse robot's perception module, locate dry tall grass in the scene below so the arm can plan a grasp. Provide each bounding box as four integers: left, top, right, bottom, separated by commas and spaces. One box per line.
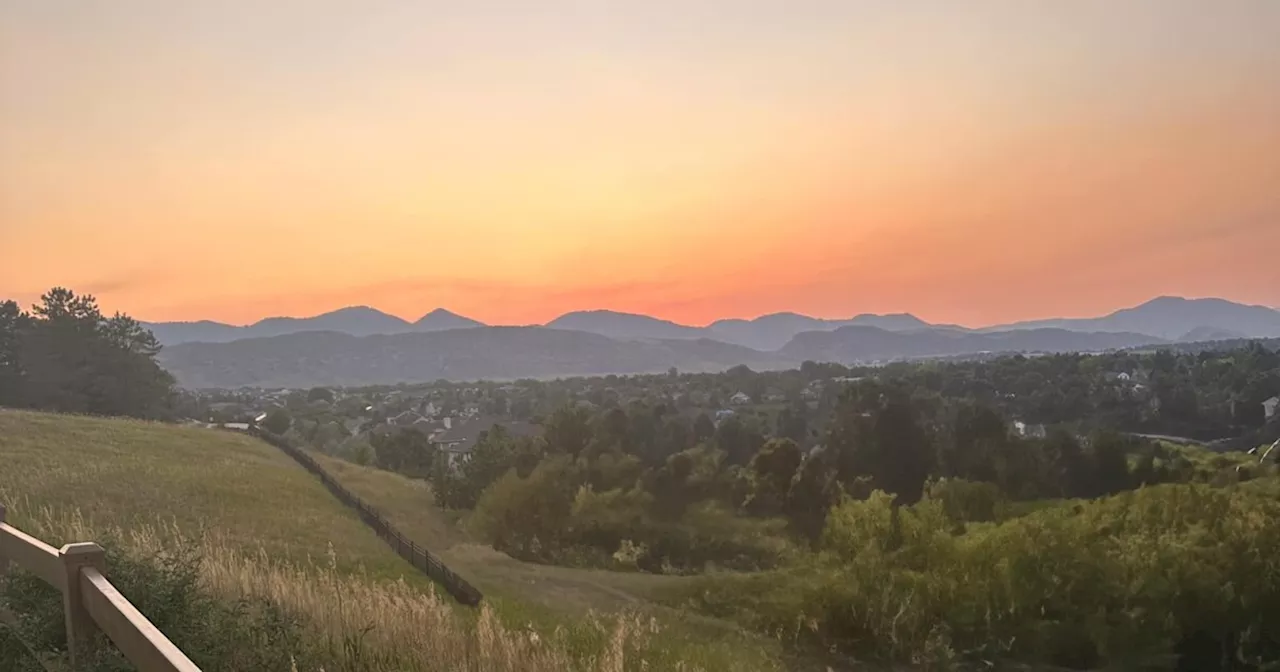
10, 502, 715, 672
0, 410, 784, 671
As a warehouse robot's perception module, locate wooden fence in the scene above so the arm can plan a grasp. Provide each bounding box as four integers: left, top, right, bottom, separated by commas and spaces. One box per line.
0, 503, 201, 671
248, 429, 484, 606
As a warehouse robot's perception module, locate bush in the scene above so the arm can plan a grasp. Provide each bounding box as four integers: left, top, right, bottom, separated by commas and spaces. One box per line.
678, 483, 1280, 669
0, 537, 306, 671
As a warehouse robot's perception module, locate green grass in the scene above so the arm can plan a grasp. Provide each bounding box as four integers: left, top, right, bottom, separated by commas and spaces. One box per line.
310, 453, 699, 613
309, 452, 796, 670
0, 410, 793, 671
0, 409, 419, 581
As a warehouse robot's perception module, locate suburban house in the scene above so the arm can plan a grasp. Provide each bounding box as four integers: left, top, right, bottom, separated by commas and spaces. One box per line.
1012, 420, 1047, 439
729, 391, 752, 405
432, 415, 541, 471
1265, 396, 1280, 421
387, 410, 424, 427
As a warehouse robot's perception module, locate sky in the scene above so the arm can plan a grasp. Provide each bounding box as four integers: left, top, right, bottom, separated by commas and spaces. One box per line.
2, 1, 1279, 328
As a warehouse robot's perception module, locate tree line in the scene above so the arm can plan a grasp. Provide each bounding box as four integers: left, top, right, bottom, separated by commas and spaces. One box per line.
0, 288, 174, 418
363, 376, 1238, 574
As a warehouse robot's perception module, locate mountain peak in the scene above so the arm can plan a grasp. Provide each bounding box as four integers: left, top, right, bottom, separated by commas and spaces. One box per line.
414, 308, 484, 330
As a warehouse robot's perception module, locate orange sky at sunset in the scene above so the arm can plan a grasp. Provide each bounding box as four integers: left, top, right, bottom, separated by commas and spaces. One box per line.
2, 1, 1279, 327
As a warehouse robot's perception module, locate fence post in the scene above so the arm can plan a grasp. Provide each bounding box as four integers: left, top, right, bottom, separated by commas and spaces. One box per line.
60, 542, 106, 668
0, 502, 8, 581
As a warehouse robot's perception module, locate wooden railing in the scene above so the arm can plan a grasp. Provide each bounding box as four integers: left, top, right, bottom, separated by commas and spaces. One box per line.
249, 429, 484, 606
0, 503, 201, 671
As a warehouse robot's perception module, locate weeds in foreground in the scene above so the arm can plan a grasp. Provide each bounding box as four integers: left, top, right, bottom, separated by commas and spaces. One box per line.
2, 504, 756, 672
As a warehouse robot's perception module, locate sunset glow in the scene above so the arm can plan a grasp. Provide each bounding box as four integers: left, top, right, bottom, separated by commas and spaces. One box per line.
3, 1, 1278, 326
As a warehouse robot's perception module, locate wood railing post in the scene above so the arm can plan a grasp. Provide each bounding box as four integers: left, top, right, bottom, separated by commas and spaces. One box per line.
60, 542, 106, 668
0, 502, 8, 581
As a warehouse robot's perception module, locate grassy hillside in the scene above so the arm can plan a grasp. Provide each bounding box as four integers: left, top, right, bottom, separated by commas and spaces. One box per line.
311, 452, 699, 614
0, 410, 419, 579
0, 410, 787, 672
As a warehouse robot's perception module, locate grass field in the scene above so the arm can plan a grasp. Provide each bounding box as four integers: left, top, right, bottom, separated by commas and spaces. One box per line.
311, 452, 701, 614
0, 410, 790, 671
0, 410, 421, 580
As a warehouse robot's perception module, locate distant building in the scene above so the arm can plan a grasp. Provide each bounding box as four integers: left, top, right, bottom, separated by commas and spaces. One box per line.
222, 423, 250, 431
729, 392, 752, 405
1264, 396, 1280, 421
387, 410, 424, 427
431, 416, 541, 472
1012, 420, 1046, 439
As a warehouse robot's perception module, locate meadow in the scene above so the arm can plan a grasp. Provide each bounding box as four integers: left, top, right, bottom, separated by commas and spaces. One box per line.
0, 410, 788, 672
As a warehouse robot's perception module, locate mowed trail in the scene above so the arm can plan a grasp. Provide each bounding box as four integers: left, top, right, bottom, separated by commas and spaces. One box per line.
310, 454, 705, 616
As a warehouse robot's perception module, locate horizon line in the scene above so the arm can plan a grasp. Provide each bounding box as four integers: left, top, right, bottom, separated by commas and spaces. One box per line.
100, 293, 1278, 331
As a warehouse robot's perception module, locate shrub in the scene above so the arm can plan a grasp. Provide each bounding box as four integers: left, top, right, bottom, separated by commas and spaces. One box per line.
0, 536, 305, 671
678, 483, 1280, 669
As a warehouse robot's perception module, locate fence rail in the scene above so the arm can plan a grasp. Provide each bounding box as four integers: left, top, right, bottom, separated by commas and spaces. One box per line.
0, 503, 201, 671
249, 429, 483, 606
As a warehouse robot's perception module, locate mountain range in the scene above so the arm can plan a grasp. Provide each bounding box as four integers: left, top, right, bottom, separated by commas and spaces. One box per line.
144, 307, 483, 345
144, 296, 1280, 348
141, 296, 1280, 389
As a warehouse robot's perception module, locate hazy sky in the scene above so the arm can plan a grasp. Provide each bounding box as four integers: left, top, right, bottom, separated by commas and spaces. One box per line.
3, 1, 1279, 327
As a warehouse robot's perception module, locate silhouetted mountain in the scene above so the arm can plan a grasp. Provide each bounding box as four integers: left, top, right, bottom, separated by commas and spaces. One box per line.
1179, 325, 1248, 342
545, 310, 708, 341
780, 325, 1163, 363
708, 313, 833, 350
142, 295, 1278, 349
988, 297, 1280, 340
157, 327, 792, 388
846, 313, 935, 331
709, 311, 941, 350
142, 320, 244, 346
144, 306, 482, 345
414, 308, 485, 331
250, 306, 411, 338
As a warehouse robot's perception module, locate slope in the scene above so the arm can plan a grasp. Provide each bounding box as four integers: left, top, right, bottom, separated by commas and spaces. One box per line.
988, 296, 1280, 339
0, 409, 417, 579
309, 453, 703, 615
0, 410, 786, 671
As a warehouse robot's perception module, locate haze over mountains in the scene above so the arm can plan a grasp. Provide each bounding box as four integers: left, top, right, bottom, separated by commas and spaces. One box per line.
142, 297, 1280, 388
145, 296, 1280, 347
144, 307, 483, 345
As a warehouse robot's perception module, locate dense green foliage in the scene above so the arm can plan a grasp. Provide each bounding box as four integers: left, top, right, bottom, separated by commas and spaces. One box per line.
0, 540, 305, 671
680, 481, 1280, 669
431, 380, 1219, 574
0, 288, 174, 419
873, 344, 1280, 440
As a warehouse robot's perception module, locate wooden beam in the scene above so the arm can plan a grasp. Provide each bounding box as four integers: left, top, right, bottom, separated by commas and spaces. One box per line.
60, 542, 106, 668
0, 522, 64, 590
80, 567, 201, 672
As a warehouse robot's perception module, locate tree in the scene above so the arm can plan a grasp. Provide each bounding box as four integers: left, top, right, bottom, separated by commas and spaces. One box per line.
436, 425, 518, 509
775, 405, 808, 443
1086, 431, 1135, 497
0, 300, 31, 406
692, 412, 716, 444
826, 382, 934, 504
307, 387, 335, 403
543, 405, 592, 457
744, 438, 803, 517
372, 427, 435, 477
714, 415, 764, 466
5, 288, 173, 418
262, 409, 292, 435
